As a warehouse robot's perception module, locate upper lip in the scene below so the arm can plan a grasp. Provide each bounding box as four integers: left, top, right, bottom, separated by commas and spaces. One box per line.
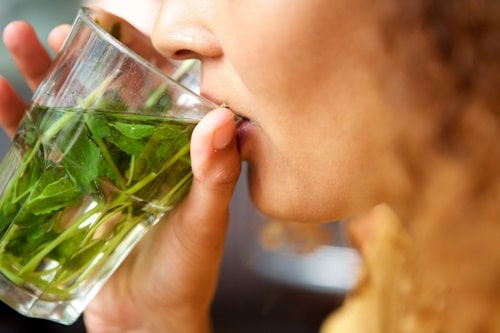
200, 92, 223, 107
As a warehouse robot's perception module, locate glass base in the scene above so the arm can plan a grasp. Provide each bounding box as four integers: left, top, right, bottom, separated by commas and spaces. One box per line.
0, 222, 151, 325
0, 273, 81, 325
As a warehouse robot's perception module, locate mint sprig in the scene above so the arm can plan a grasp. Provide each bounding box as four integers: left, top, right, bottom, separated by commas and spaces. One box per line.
0, 82, 196, 301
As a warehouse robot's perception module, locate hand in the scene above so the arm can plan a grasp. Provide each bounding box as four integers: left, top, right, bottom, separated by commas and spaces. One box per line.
1, 22, 242, 333
84, 107, 241, 333
0, 21, 69, 137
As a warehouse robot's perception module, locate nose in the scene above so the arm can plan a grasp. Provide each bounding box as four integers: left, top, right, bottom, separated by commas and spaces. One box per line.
152, 1, 221, 60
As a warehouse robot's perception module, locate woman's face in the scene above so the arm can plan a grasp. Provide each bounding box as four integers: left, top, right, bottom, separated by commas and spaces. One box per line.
152, 1, 407, 222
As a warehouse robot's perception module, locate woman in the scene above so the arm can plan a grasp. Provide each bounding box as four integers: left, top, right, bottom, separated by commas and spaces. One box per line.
1, 1, 499, 332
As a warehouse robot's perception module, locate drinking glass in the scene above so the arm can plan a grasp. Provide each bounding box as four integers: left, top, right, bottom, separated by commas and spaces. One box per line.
0, 6, 215, 324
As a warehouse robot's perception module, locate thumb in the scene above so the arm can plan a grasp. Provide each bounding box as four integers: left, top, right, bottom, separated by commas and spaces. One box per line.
137, 108, 241, 308
163, 107, 241, 304
177, 107, 242, 248
164, 107, 241, 270
191, 107, 242, 203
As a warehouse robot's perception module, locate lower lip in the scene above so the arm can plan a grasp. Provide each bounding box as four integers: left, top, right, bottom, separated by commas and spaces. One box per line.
236, 118, 252, 153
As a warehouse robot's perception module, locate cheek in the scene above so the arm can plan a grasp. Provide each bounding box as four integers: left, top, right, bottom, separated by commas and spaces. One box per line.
245, 81, 398, 222
222, 39, 288, 103
245, 115, 370, 222
218, 3, 338, 102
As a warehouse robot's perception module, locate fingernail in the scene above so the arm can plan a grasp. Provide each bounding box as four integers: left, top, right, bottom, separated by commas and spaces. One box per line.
213, 118, 235, 151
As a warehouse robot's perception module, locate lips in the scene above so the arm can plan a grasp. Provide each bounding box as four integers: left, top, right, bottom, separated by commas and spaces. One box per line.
234, 118, 252, 158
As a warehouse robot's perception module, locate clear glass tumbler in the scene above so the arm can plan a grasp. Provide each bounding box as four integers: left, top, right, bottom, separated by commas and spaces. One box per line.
0, 6, 215, 324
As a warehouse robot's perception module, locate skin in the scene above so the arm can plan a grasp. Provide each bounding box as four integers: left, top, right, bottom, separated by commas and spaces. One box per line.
2, 0, 497, 332
153, 0, 412, 222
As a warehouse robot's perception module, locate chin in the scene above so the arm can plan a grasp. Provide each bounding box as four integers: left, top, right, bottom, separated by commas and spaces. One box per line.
246, 176, 339, 223
246, 169, 364, 224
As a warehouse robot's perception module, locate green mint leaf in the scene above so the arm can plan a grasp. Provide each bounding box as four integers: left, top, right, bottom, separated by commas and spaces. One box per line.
6, 222, 59, 258
25, 172, 81, 215
110, 122, 157, 140
107, 126, 148, 157
133, 122, 187, 178
87, 115, 111, 140
61, 130, 102, 193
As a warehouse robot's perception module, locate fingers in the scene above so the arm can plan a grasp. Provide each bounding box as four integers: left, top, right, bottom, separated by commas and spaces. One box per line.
48, 24, 71, 53
3, 21, 53, 91
172, 108, 241, 295
1, 22, 70, 137
3, 22, 70, 93
139, 108, 241, 306
170, 107, 241, 262
181, 107, 242, 249
0, 76, 26, 138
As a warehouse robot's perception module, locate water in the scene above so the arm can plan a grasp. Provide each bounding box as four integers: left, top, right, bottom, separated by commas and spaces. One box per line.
0, 105, 196, 323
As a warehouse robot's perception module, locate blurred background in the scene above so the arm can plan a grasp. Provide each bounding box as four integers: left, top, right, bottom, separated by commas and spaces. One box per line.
0, 1, 360, 331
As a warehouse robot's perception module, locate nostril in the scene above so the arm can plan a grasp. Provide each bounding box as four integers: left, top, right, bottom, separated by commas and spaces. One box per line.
174, 49, 192, 58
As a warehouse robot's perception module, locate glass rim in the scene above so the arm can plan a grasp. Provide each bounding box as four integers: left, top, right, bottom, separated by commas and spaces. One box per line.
77, 6, 217, 109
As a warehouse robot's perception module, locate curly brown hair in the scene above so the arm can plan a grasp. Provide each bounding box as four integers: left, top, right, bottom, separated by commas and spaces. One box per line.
381, 0, 499, 204
322, 4, 500, 332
